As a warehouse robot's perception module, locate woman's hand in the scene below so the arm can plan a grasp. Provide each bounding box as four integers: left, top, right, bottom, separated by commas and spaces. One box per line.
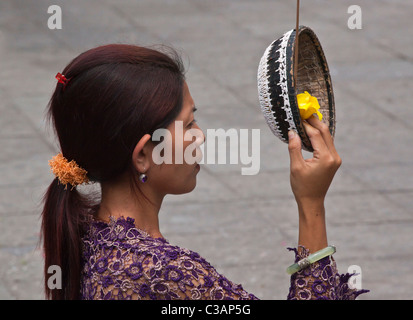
288, 116, 342, 252
288, 116, 341, 205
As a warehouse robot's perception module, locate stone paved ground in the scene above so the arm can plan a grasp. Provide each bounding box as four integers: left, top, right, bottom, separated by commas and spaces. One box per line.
0, 0, 412, 299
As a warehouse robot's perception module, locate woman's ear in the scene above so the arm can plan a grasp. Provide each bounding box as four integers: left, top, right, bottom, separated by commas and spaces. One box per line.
132, 134, 152, 173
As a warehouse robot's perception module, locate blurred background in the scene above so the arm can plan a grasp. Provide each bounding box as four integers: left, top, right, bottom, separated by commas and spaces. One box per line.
0, 0, 412, 299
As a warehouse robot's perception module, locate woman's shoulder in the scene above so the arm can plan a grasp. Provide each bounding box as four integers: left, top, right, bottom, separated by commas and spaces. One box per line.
80, 216, 258, 300
82, 215, 167, 248
82, 215, 216, 271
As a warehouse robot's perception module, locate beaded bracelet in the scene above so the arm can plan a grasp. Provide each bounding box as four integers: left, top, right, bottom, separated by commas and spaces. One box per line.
287, 245, 336, 275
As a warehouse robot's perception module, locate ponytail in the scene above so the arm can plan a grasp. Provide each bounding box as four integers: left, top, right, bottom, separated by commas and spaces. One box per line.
41, 178, 92, 299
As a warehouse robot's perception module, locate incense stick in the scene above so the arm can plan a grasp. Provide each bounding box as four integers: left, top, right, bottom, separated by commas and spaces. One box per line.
294, 0, 300, 88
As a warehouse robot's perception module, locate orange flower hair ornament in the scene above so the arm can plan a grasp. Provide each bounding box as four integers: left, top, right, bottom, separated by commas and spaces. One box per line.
49, 153, 89, 190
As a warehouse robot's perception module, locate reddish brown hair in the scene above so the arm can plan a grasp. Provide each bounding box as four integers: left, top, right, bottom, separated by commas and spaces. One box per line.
41, 44, 185, 299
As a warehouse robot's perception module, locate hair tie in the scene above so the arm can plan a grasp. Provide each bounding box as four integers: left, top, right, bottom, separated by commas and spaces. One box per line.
49, 153, 89, 190
55, 72, 70, 89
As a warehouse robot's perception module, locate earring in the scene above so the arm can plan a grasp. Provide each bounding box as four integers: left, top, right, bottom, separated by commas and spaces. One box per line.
139, 173, 147, 183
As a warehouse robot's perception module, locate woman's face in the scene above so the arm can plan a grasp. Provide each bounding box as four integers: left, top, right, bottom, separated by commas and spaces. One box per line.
146, 81, 204, 195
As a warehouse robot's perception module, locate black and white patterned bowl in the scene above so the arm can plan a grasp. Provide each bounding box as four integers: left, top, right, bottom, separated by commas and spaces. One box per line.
257, 26, 335, 152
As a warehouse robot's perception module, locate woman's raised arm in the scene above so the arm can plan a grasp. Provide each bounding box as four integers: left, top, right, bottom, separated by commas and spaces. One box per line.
288, 115, 342, 253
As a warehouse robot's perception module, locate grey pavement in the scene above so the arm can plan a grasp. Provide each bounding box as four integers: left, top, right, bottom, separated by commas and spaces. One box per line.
0, 0, 412, 299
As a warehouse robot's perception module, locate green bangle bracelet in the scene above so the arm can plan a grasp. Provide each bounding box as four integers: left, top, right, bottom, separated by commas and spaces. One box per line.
287, 245, 336, 275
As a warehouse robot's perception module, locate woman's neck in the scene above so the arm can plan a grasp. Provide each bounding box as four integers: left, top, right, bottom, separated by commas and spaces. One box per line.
96, 174, 165, 239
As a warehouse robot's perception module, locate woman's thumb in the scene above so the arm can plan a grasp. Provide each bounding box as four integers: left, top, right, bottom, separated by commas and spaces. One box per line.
288, 130, 304, 166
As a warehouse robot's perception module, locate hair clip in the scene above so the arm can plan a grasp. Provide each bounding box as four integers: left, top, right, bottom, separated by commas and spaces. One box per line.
55, 72, 70, 89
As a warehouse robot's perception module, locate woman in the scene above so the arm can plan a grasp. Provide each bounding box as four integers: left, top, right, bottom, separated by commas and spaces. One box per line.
41, 44, 367, 300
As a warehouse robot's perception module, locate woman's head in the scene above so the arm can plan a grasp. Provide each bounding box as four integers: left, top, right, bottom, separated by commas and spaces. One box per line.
132, 81, 203, 197
42, 44, 202, 299
49, 44, 186, 184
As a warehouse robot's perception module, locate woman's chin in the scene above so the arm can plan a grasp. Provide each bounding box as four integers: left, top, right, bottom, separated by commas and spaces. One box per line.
170, 176, 198, 195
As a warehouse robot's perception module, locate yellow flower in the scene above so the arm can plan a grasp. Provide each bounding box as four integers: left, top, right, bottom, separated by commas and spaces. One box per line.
296, 91, 323, 120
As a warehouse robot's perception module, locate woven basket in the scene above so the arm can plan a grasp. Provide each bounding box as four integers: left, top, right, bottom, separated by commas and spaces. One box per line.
257, 26, 335, 152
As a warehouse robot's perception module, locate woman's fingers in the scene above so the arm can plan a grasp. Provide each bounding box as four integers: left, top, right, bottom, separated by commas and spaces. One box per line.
289, 115, 342, 169
306, 116, 339, 160
302, 120, 329, 160
303, 116, 342, 170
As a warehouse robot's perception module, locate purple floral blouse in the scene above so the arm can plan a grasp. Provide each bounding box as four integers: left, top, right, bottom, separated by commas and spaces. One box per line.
80, 216, 367, 300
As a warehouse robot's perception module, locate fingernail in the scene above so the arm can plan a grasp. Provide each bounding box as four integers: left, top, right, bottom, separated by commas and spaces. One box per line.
288, 130, 296, 139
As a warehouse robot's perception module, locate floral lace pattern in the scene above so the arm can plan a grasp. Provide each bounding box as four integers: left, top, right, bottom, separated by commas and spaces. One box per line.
287, 247, 369, 300
80, 216, 258, 300
80, 216, 368, 300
